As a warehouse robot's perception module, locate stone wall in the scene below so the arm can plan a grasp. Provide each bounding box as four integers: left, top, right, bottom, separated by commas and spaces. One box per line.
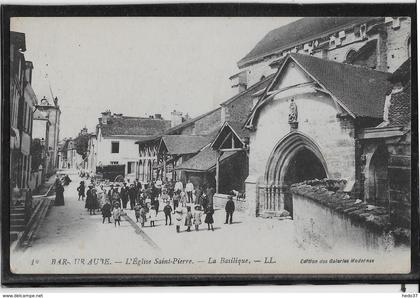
386, 17, 411, 72
290, 179, 410, 244
180, 108, 222, 136
241, 59, 277, 88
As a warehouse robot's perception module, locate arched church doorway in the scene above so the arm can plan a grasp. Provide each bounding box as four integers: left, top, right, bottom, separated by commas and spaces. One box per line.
368, 145, 389, 207
260, 132, 328, 217
283, 147, 327, 186
282, 148, 327, 215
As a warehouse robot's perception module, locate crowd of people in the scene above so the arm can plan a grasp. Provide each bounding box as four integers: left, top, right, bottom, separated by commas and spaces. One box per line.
75, 176, 237, 232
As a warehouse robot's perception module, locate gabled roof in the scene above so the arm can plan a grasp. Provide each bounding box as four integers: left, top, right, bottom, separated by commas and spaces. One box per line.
100, 117, 170, 138
159, 135, 211, 155
211, 121, 249, 150
175, 146, 237, 172
246, 54, 393, 127
238, 17, 377, 68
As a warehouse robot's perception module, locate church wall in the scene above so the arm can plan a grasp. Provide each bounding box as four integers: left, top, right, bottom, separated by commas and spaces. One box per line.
246, 92, 356, 215
385, 17, 411, 72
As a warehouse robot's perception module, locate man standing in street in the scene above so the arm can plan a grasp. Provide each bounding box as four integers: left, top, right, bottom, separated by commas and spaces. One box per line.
174, 179, 183, 193
225, 196, 235, 224
128, 184, 137, 210
185, 180, 194, 203
121, 183, 129, 209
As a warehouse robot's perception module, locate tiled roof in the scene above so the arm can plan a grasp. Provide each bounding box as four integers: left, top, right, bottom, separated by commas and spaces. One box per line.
160, 135, 211, 155
100, 117, 170, 137
290, 53, 392, 118
238, 17, 376, 68
389, 58, 411, 85
175, 146, 237, 172
388, 82, 411, 127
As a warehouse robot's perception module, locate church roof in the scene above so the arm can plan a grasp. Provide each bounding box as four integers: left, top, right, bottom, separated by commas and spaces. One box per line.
238, 17, 376, 68
290, 53, 392, 118
175, 146, 237, 172
246, 54, 393, 127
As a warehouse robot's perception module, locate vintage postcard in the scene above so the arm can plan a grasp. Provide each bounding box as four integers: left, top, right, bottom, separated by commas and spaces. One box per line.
5, 10, 416, 280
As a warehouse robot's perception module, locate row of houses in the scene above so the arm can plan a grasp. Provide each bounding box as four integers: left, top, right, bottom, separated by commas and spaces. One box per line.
10, 31, 61, 195
10, 31, 62, 239
82, 17, 412, 219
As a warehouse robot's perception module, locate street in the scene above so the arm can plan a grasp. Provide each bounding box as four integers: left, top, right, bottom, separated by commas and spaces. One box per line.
10, 172, 410, 275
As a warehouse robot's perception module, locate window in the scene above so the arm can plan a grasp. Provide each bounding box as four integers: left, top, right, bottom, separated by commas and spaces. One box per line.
111, 141, 119, 153
127, 162, 135, 174
110, 161, 119, 165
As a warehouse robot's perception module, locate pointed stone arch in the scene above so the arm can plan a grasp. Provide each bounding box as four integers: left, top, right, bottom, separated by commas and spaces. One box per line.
264, 131, 329, 185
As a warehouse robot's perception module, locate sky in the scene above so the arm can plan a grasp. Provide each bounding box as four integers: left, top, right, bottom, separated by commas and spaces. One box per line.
11, 17, 298, 138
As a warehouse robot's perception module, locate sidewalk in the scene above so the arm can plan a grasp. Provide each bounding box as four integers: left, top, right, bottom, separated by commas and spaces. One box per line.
32, 174, 56, 196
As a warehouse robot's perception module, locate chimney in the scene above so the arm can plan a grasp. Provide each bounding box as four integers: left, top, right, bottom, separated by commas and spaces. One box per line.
171, 110, 183, 127
101, 110, 111, 124
25, 61, 33, 84
229, 70, 248, 94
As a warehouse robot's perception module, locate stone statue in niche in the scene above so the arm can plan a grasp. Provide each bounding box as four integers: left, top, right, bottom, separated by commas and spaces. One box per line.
288, 98, 298, 123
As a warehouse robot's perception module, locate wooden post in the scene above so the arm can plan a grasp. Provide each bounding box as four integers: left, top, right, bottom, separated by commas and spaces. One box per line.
216, 151, 221, 193
163, 155, 167, 182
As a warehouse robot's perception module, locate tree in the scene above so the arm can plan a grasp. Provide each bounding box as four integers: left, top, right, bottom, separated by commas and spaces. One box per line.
75, 133, 89, 160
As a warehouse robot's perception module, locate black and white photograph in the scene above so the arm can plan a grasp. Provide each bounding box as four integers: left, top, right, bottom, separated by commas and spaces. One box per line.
3, 7, 417, 282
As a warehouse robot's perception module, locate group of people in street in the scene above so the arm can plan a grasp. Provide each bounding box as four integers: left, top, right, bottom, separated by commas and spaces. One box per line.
73, 174, 237, 232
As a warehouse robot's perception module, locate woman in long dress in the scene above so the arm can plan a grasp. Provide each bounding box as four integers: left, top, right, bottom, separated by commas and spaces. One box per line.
54, 181, 65, 206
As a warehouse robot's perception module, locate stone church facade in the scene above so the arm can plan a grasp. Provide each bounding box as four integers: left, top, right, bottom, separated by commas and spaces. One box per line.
243, 53, 394, 216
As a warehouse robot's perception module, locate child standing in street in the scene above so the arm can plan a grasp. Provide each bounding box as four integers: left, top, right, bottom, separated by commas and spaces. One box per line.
184, 206, 193, 232
163, 201, 172, 225
134, 202, 141, 223
175, 207, 183, 233
180, 191, 187, 207
101, 200, 112, 224
204, 206, 214, 231
139, 205, 147, 227
77, 181, 85, 201
173, 190, 181, 214
113, 203, 121, 227
193, 205, 202, 231
149, 206, 157, 227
